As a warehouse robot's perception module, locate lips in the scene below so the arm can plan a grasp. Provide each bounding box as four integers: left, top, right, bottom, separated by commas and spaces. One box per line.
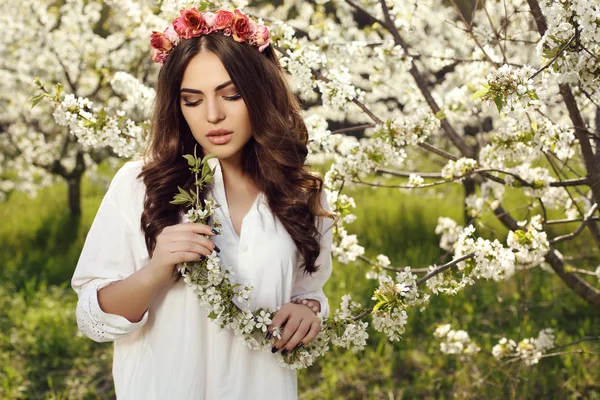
207, 128, 233, 137
206, 129, 233, 145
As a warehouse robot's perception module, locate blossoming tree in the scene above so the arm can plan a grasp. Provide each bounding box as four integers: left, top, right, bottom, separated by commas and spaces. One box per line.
4, 0, 600, 367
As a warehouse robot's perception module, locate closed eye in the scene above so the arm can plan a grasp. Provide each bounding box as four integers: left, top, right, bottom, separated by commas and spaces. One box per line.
183, 93, 242, 107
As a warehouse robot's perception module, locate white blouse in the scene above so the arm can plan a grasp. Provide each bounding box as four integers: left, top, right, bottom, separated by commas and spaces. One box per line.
71, 158, 334, 400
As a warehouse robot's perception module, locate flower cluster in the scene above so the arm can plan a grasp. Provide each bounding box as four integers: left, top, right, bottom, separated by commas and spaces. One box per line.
315, 66, 365, 111
507, 215, 549, 266
433, 324, 480, 356
435, 217, 464, 252
329, 295, 370, 352
472, 64, 541, 113
371, 268, 420, 341
365, 254, 393, 280
373, 110, 441, 148
454, 225, 516, 281
537, 0, 600, 92
151, 8, 271, 65
331, 225, 365, 264
441, 158, 479, 181
492, 328, 555, 366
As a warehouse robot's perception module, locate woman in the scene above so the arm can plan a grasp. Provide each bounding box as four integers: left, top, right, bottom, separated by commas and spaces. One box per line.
71, 7, 335, 399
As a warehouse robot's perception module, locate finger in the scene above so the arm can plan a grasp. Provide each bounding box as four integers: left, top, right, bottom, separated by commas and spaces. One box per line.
273, 317, 301, 351
280, 320, 312, 354
172, 223, 216, 236
168, 241, 213, 257
297, 320, 321, 348
268, 307, 291, 336
178, 251, 205, 263
169, 232, 217, 250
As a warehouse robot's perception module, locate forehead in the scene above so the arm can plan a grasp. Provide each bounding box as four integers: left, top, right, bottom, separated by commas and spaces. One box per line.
180, 50, 231, 90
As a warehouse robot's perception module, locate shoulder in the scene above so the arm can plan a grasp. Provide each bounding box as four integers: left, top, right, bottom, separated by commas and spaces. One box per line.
104, 159, 146, 207
108, 159, 145, 190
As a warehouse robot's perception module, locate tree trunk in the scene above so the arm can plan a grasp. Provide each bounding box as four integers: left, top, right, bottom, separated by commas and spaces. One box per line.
67, 150, 86, 218
67, 175, 82, 217
463, 178, 476, 226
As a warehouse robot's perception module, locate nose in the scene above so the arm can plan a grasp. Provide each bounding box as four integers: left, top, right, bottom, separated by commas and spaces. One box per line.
206, 97, 225, 124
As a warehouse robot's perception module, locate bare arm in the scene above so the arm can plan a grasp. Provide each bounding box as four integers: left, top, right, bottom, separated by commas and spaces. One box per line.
97, 264, 171, 323
96, 222, 218, 323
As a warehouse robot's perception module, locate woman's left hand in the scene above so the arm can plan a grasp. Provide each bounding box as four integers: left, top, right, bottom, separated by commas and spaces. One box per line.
266, 303, 321, 355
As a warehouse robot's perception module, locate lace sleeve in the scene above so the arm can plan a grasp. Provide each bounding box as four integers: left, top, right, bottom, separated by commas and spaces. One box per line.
76, 281, 149, 342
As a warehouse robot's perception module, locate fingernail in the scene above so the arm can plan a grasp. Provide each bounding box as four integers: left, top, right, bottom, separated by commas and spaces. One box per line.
211, 228, 219, 235
199, 255, 206, 260
281, 349, 289, 355
295, 342, 304, 349
214, 245, 221, 253
265, 332, 272, 340
271, 346, 279, 353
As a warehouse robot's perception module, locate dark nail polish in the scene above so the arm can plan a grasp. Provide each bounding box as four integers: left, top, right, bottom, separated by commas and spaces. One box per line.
295, 342, 304, 349
281, 349, 289, 355
271, 346, 279, 353
211, 228, 219, 235
214, 245, 221, 253
265, 332, 272, 340
199, 255, 206, 260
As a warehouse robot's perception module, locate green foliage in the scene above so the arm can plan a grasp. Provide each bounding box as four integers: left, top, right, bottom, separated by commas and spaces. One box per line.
0, 282, 113, 399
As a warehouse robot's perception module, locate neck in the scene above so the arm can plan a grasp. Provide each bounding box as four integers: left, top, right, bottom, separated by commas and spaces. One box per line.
219, 153, 250, 186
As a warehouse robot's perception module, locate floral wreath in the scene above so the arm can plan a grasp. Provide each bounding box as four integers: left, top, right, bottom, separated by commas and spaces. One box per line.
171, 149, 374, 370
150, 8, 271, 65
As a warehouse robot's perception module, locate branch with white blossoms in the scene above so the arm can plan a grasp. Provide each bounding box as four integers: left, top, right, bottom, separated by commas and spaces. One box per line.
493, 328, 556, 366
434, 324, 481, 357
32, 78, 146, 158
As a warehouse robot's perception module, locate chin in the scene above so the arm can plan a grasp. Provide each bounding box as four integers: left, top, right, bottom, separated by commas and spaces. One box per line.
199, 144, 243, 160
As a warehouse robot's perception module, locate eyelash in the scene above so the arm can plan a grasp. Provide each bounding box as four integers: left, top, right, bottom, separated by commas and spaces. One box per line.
183, 93, 242, 107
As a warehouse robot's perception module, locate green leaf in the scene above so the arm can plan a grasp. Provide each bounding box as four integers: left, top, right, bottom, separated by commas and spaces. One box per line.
434, 110, 446, 120
471, 86, 489, 100
494, 95, 504, 112
201, 159, 211, 179
29, 94, 44, 109
183, 154, 196, 167
531, 120, 538, 130
372, 300, 387, 313
169, 186, 194, 205
207, 312, 218, 319
527, 90, 539, 100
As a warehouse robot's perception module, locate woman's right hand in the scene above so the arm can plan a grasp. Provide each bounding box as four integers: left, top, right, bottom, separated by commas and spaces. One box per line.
145, 223, 219, 286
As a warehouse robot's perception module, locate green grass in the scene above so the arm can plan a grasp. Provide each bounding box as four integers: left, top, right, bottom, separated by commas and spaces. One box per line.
1, 169, 599, 399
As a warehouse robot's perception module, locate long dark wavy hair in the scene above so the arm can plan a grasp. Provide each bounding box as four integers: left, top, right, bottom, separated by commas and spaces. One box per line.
139, 32, 335, 274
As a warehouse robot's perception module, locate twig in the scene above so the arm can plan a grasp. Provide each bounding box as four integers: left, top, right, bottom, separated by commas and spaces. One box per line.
415, 253, 476, 286
549, 203, 599, 245
529, 34, 576, 80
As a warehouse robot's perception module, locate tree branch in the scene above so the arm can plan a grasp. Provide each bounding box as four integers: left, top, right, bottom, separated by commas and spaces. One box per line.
549, 203, 599, 245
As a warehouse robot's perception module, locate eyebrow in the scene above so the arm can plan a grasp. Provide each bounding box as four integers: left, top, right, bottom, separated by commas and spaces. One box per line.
180, 80, 234, 94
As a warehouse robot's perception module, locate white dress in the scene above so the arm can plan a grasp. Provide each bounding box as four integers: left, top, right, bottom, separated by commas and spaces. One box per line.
71, 158, 333, 400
